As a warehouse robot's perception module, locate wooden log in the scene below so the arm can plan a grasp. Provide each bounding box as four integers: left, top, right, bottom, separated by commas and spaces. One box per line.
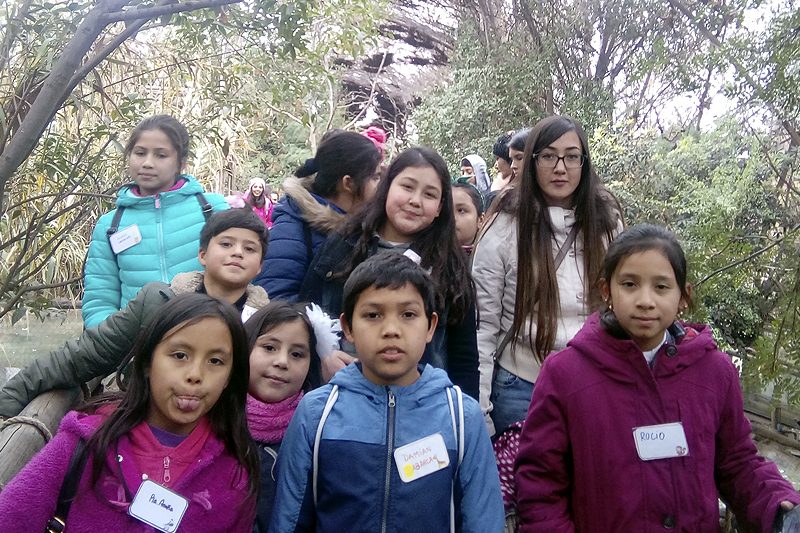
750, 417, 800, 453
0, 387, 82, 492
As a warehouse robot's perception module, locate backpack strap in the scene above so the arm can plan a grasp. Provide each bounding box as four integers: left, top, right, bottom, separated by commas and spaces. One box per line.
105, 206, 125, 240
312, 385, 339, 506
195, 192, 213, 221
446, 386, 465, 533
46, 438, 88, 533
553, 223, 579, 272
491, 223, 580, 361
105, 192, 213, 254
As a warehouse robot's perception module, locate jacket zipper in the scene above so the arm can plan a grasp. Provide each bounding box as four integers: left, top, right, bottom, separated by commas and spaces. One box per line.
381, 390, 396, 533
163, 455, 171, 484
155, 193, 168, 281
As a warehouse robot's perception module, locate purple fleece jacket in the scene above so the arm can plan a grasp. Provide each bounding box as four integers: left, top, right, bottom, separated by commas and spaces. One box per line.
515, 313, 800, 533
0, 410, 256, 532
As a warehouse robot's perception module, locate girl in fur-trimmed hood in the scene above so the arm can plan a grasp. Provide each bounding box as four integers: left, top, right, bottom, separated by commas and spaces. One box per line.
254, 130, 382, 301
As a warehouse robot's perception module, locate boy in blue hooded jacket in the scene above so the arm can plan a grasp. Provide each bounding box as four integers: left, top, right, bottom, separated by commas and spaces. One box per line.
270, 252, 504, 533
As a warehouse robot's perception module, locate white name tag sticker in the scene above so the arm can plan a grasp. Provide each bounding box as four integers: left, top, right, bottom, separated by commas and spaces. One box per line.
128, 479, 189, 533
109, 224, 142, 254
633, 422, 690, 461
394, 432, 450, 483
402, 248, 422, 265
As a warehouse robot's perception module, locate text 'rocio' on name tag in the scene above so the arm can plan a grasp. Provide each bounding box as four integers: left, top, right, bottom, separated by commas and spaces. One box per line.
633, 422, 690, 461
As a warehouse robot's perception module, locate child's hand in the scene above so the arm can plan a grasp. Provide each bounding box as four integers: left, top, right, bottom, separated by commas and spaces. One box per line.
322, 350, 356, 383
776, 501, 800, 533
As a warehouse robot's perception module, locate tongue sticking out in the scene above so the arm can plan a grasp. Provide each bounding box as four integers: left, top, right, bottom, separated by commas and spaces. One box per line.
176, 397, 200, 412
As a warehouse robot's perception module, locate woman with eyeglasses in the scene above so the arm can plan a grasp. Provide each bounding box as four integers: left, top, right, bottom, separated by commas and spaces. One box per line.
473, 115, 624, 434
472, 115, 623, 522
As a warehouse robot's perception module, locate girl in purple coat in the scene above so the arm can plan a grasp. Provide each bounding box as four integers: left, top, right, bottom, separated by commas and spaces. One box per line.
515, 224, 800, 533
0, 293, 259, 532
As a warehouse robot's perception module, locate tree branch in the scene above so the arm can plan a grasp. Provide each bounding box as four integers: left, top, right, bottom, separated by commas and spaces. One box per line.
343, 51, 388, 130
695, 224, 800, 286
0, 0, 132, 209
102, 0, 242, 23
4, 191, 115, 212
69, 10, 166, 89
0, 0, 33, 74
667, 0, 796, 142
0, 276, 83, 320
21, 277, 83, 292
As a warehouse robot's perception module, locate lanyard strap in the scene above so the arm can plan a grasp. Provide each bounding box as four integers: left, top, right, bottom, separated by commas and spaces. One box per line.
495, 223, 580, 358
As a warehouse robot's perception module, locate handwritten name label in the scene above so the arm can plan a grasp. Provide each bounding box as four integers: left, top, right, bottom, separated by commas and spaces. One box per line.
632, 422, 690, 461
149, 493, 174, 512
109, 224, 142, 254
129, 479, 188, 533
394, 433, 450, 483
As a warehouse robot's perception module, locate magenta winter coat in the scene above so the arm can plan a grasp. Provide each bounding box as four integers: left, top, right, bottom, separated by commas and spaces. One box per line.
0, 410, 256, 532
515, 313, 800, 533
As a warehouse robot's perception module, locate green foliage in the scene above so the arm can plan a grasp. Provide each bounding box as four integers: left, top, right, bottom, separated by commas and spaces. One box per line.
412, 21, 549, 170
390, 0, 800, 404
0, 0, 384, 319
593, 119, 799, 396
763, 9, 800, 119
720, 3, 800, 121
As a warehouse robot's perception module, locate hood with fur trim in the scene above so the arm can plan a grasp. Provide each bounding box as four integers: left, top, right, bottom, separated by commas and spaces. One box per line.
171, 271, 270, 310
281, 176, 346, 234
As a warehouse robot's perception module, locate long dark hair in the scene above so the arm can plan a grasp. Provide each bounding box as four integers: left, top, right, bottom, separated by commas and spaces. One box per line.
513, 115, 623, 361
244, 301, 323, 392
338, 146, 474, 323
84, 293, 259, 498
245, 179, 268, 209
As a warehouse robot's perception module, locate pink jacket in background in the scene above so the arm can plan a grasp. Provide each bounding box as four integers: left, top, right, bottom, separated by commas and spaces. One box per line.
0, 410, 256, 532
515, 313, 800, 533
249, 200, 273, 228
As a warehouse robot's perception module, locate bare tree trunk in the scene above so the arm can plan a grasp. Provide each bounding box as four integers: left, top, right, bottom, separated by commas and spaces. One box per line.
0, 0, 131, 210
667, 0, 797, 143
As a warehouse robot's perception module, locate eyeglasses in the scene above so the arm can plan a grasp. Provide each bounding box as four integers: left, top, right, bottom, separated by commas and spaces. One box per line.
534, 153, 585, 169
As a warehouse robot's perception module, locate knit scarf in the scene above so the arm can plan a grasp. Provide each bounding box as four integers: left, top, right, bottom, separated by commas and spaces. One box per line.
246, 391, 303, 443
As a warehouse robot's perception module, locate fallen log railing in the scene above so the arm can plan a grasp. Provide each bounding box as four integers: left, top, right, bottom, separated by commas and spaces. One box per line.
0, 387, 82, 492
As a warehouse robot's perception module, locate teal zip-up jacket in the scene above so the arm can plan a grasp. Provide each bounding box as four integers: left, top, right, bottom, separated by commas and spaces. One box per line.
269, 364, 504, 533
82, 175, 228, 327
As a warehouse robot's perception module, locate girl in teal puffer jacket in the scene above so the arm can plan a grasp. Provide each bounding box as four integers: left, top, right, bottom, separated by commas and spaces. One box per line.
82, 115, 229, 327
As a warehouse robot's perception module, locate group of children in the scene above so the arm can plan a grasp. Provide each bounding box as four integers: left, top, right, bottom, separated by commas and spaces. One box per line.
0, 113, 798, 532
0, 233, 504, 532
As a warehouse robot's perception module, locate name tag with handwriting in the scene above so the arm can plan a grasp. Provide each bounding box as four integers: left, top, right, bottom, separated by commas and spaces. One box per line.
128, 479, 188, 533
109, 224, 142, 254
394, 433, 450, 483
633, 422, 690, 461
